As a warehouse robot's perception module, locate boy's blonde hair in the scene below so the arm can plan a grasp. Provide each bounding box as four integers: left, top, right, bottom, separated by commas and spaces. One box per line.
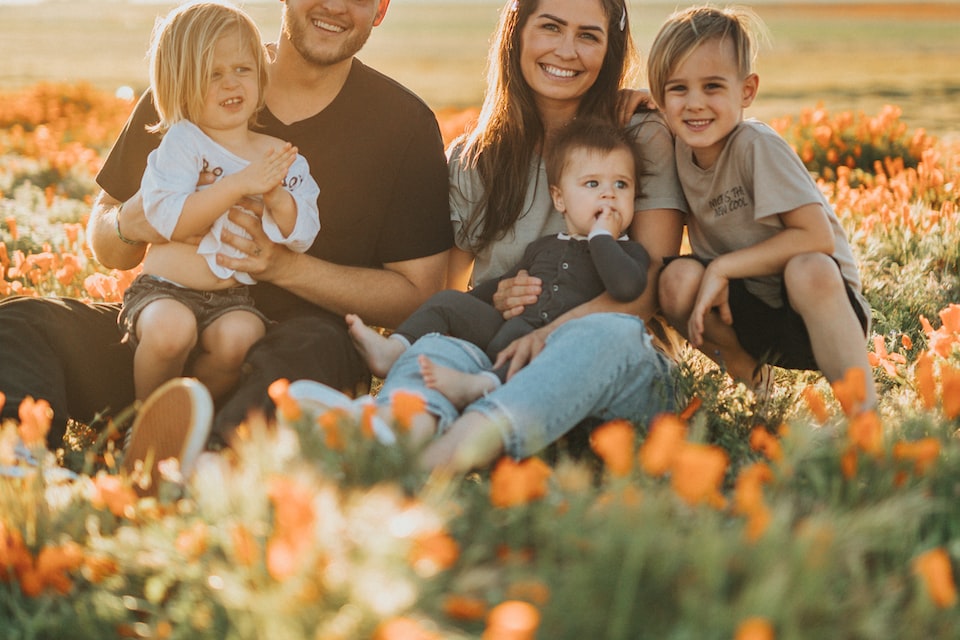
647, 5, 767, 109
148, 0, 267, 133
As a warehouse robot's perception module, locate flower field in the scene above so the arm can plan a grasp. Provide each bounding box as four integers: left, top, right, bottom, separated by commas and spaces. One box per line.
3, 82, 960, 639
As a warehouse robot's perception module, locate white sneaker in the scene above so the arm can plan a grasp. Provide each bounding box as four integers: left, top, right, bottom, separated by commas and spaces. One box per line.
122, 378, 213, 495
287, 380, 396, 444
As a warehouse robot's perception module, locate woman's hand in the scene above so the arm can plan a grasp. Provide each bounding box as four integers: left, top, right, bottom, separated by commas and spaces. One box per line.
616, 88, 658, 125
492, 270, 542, 319
492, 324, 551, 380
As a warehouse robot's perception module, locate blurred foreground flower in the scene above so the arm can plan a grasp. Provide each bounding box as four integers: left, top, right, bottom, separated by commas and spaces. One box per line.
489, 457, 552, 508
913, 548, 958, 608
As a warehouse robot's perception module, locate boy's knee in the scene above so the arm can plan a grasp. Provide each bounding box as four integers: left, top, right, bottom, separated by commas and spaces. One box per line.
784, 253, 843, 297
658, 259, 702, 312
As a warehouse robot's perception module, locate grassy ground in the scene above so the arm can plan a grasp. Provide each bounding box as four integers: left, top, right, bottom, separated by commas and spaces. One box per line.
2, 1, 960, 137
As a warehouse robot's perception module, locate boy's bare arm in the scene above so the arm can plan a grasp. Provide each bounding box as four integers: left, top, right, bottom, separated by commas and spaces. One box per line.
687, 202, 835, 345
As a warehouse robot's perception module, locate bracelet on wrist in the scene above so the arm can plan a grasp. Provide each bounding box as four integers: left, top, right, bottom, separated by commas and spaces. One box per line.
115, 206, 144, 246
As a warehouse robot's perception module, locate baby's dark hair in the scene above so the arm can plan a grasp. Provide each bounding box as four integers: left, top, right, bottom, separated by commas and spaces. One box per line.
545, 118, 644, 197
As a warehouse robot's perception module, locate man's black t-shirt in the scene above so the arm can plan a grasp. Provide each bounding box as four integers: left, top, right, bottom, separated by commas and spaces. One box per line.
97, 59, 453, 322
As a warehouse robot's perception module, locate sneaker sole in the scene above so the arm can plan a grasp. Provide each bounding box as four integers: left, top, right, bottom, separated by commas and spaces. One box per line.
122, 377, 213, 489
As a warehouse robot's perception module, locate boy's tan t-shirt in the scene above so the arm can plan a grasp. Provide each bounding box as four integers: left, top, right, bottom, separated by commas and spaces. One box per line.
676, 119, 869, 322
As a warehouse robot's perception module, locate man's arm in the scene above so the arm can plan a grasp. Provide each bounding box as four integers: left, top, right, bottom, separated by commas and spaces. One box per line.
217, 208, 448, 328
88, 191, 159, 270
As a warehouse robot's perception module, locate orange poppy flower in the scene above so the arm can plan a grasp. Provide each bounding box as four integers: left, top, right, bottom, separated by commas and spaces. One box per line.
4, 216, 17, 241
483, 600, 541, 640
82, 554, 119, 584
749, 427, 783, 462
267, 378, 302, 422
373, 617, 441, 640
638, 414, 687, 477
893, 437, 941, 476
867, 335, 906, 377
735, 463, 773, 542
317, 409, 346, 451
801, 385, 830, 424
902, 334, 914, 350
914, 352, 937, 410
847, 410, 883, 456
0, 390, 5, 415
670, 443, 728, 509
840, 447, 858, 479
734, 463, 773, 516
734, 616, 776, 640
175, 521, 209, 560
392, 391, 427, 432
266, 476, 316, 581
443, 594, 488, 621
913, 548, 958, 608
941, 363, 960, 420
489, 457, 552, 508
409, 530, 459, 576
921, 306, 960, 359
91, 473, 138, 518
0, 522, 32, 580
360, 403, 378, 440
831, 368, 867, 417
17, 396, 52, 448
506, 579, 551, 606
230, 524, 258, 567
589, 419, 635, 477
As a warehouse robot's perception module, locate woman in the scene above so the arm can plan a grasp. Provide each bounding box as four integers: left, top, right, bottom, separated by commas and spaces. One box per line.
381, 0, 687, 472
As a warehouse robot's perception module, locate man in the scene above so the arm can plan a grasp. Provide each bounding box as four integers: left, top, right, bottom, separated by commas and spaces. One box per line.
0, 0, 452, 483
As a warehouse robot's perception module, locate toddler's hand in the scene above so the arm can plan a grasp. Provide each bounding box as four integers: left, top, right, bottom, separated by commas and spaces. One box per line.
239, 143, 297, 196
592, 206, 622, 236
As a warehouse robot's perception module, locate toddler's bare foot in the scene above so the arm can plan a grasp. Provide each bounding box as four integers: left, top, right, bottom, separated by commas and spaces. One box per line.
418, 354, 498, 410
346, 313, 406, 378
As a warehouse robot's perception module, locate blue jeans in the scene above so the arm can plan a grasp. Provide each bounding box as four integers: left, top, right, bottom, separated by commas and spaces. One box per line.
378, 313, 677, 459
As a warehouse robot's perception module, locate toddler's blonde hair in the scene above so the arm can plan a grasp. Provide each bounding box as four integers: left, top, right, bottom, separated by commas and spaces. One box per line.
148, 0, 268, 133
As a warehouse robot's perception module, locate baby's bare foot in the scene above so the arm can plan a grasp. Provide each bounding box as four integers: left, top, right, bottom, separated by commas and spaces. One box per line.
346, 313, 406, 378
418, 354, 498, 410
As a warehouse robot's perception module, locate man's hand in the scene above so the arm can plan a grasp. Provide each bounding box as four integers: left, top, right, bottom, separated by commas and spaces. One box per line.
217, 200, 294, 281
688, 264, 732, 347
492, 325, 550, 381
492, 269, 542, 320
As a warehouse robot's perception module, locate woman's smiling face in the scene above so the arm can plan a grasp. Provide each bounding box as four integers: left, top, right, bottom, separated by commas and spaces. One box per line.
519, 0, 609, 111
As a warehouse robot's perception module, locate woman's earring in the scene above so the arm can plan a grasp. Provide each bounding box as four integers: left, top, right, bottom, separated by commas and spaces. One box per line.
619, 5, 626, 31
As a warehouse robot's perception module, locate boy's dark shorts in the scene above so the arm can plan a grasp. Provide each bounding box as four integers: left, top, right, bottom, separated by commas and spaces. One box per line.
664, 255, 869, 371
119, 274, 269, 350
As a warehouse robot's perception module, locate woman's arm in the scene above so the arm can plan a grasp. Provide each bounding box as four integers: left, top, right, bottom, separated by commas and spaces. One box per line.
446, 246, 476, 292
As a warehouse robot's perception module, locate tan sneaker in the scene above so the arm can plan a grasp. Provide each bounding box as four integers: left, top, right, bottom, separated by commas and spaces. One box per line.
121, 377, 213, 495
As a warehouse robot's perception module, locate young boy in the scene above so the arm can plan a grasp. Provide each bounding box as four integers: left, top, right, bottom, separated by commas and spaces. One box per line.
648, 5, 876, 411
347, 118, 650, 408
